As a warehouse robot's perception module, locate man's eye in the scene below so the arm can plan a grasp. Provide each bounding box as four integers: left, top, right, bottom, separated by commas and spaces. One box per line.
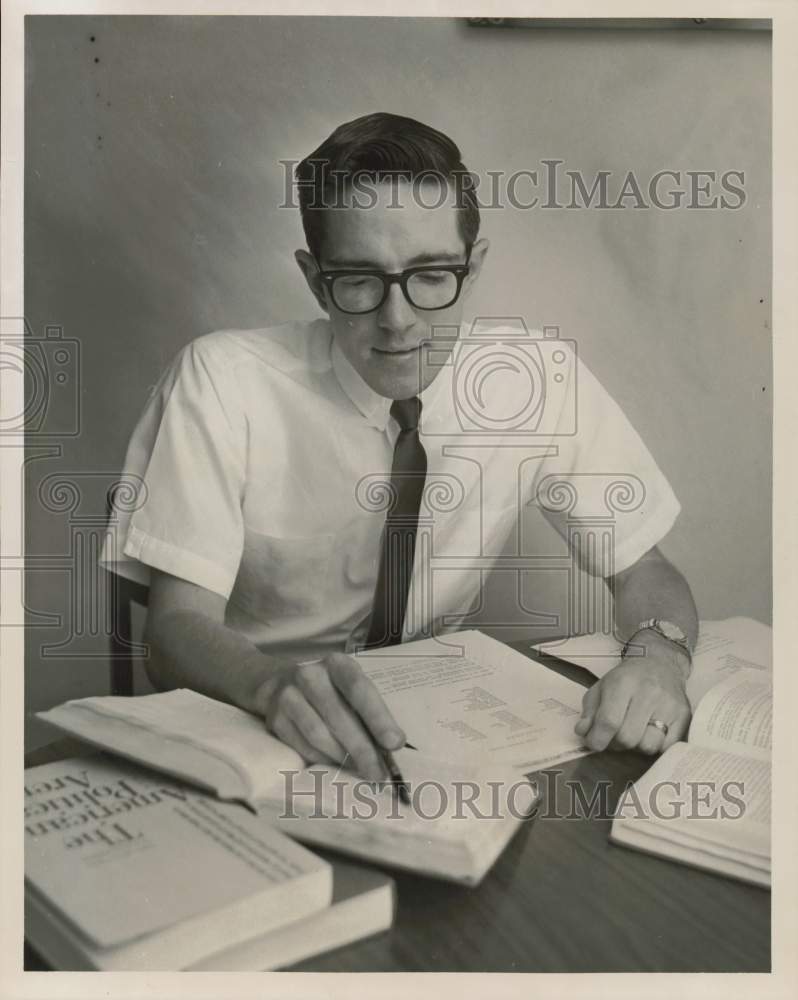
414, 272, 448, 284
338, 277, 372, 288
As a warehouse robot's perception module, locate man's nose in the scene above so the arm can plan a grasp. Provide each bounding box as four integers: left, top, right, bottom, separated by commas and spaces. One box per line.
376, 282, 416, 335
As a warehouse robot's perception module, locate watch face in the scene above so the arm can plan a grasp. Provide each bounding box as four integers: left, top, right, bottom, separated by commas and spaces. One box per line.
658, 620, 684, 642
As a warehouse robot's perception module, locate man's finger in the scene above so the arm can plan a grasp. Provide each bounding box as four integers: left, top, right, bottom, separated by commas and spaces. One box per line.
582, 685, 631, 752
575, 683, 601, 737
637, 702, 691, 754
327, 654, 406, 750
613, 686, 660, 751
636, 720, 668, 756
279, 684, 348, 763
296, 661, 387, 781
271, 713, 337, 766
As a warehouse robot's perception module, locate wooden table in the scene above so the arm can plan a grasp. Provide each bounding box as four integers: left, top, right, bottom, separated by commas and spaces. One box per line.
24, 641, 771, 972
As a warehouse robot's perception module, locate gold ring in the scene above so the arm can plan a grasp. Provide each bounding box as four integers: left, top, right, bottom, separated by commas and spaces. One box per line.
647, 719, 669, 736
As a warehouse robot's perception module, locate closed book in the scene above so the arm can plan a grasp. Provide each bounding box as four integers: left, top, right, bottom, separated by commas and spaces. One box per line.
189, 859, 394, 971
24, 754, 332, 970
26, 852, 394, 971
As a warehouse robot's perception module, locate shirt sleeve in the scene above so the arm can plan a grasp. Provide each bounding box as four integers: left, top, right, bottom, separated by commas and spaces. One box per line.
99, 336, 246, 599
529, 345, 681, 578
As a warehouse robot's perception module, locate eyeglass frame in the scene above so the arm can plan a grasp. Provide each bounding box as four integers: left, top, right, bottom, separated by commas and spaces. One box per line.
313, 250, 472, 315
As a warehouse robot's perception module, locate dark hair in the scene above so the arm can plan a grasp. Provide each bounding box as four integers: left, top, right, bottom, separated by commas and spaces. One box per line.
296, 112, 480, 260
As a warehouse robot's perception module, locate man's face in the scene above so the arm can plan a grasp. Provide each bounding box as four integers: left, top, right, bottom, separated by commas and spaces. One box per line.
297, 180, 487, 400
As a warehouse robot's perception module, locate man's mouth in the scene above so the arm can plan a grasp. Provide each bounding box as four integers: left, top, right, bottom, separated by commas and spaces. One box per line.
373, 345, 421, 357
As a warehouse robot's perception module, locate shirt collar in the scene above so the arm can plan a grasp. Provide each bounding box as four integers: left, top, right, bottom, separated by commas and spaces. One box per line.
331, 338, 392, 430
331, 332, 455, 433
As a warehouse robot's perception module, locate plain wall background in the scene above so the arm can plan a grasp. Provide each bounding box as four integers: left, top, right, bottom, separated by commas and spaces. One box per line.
24, 17, 771, 740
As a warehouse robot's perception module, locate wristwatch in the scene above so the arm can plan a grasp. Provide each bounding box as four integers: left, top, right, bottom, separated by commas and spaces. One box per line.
622, 618, 693, 667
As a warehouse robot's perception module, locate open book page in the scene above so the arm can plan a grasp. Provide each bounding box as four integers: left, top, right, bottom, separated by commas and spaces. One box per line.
37, 690, 305, 806
687, 668, 772, 763
531, 617, 772, 710
684, 617, 772, 705
613, 741, 770, 861
356, 630, 590, 771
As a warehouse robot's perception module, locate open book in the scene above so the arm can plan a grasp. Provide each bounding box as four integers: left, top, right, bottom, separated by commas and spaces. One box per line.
532, 616, 771, 709
37, 678, 541, 886
609, 666, 771, 888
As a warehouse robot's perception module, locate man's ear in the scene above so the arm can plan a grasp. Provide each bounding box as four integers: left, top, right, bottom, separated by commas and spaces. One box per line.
295, 249, 329, 313
461, 238, 489, 299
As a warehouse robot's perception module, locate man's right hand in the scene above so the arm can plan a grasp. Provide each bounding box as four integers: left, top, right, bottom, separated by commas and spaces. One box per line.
144, 571, 404, 781
253, 652, 406, 782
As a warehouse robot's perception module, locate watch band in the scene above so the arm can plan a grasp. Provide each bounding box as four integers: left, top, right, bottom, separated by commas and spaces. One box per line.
622, 619, 693, 674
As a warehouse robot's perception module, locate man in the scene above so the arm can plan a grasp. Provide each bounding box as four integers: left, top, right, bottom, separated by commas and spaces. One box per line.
102, 112, 698, 783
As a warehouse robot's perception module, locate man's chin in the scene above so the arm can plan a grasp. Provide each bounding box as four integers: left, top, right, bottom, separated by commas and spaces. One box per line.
373, 377, 425, 400
366, 351, 431, 399
364, 350, 423, 399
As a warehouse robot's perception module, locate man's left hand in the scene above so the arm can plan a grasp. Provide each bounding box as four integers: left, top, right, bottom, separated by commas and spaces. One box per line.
574, 640, 692, 755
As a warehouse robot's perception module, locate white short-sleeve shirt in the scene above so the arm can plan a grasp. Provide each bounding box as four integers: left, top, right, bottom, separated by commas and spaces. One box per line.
100, 319, 680, 662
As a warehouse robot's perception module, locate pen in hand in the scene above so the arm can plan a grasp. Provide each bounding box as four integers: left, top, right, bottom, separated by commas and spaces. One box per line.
338, 685, 414, 804
380, 746, 411, 805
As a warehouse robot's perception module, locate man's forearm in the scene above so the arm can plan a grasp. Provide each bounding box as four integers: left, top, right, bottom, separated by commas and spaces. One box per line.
143, 609, 289, 715
610, 547, 699, 663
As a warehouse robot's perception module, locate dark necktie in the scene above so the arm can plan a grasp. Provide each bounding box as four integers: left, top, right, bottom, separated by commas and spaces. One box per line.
364, 397, 428, 649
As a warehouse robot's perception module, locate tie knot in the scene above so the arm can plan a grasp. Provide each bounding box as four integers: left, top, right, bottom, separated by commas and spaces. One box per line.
391, 397, 422, 432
